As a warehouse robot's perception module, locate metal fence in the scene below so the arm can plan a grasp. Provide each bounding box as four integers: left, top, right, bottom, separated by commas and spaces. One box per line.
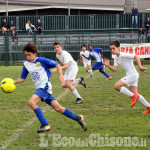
0, 31, 142, 65
1, 13, 150, 31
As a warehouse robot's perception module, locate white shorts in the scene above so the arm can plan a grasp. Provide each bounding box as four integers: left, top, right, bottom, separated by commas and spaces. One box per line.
121, 74, 139, 87
64, 66, 78, 81
83, 61, 91, 68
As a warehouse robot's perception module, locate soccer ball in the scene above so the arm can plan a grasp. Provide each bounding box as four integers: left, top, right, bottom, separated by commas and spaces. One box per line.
0, 78, 16, 93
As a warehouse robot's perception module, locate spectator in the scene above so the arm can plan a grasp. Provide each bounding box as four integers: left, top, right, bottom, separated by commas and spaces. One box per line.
131, 4, 138, 28
1, 19, 9, 35
36, 19, 42, 34
144, 17, 150, 31
147, 29, 150, 43
11, 28, 18, 44
138, 28, 144, 43
25, 20, 35, 35
9, 20, 16, 34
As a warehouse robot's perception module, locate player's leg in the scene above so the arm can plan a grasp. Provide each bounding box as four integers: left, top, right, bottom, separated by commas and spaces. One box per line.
99, 68, 111, 79
51, 100, 87, 131
129, 86, 150, 113
87, 65, 93, 77
114, 79, 137, 107
114, 80, 134, 96
28, 94, 50, 133
72, 77, 86, 87
99, 63, 111, 79
68, 66, 86, 88
116, 77, 140, 107
62, 80, 67, 88
66, 80, 83, 104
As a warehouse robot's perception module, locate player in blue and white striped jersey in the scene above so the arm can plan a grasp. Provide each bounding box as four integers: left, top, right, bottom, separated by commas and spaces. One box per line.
15, 42, 87, 133
82, 44, 112, 80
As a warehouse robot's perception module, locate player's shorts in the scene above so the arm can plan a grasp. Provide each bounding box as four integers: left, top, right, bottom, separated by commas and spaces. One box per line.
64, 65, 78, 81
83, 61, 91, 68
92, 62, 103, 70
34, 88, 55, 105
121, 74, 139, 87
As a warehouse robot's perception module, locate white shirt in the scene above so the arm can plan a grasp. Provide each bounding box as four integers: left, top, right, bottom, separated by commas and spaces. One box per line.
56, 50, 77, 71
114, 52, 139, 77
80, 50, 90, 64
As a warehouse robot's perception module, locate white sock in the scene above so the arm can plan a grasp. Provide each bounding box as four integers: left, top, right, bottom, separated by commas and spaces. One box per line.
72, 89, 81, 98
72, 78, 81, 86
138, 95, 150, 107
88, 69, 93, 76
120, 86, 134, 97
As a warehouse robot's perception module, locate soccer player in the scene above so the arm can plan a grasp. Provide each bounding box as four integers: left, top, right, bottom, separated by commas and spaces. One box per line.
82, 44, 112, 80
103, 40, 150, 114
80, 44, 93, 78
15, 42, 87, 133
51, 42, 86, 104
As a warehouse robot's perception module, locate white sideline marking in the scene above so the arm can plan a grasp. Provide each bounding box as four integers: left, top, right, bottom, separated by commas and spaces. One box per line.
0, 73, 94, 150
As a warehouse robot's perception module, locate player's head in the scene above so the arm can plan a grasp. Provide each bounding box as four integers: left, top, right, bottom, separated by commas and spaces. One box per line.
23, 42, 37, 62
88, 44, 93, 51
54, 42, 62, 54
110, 41, 120, 55
81, 44, 86, 51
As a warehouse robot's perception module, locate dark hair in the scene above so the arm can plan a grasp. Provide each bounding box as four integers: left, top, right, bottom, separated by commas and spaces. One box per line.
54, 42, 61, 46
110, 40, 120, 48
88, 44, 93, 47
23, 42, 37, 53
81, 44, 86, 48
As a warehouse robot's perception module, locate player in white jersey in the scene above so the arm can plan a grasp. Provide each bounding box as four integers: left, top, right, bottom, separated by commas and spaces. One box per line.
103, 40, 150, 114
15, 43, 87, 133
51, 42, 86, 104
80, 44, 93, 77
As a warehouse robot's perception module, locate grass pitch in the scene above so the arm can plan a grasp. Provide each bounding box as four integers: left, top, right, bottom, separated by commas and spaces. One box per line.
0, 65, 150, 150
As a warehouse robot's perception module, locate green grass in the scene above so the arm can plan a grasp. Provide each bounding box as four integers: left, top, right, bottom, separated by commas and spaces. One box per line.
0, 65, 150, 150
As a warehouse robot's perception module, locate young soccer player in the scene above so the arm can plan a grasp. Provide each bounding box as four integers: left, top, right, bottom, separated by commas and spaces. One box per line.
80, 44, 93, 78
51, 42, 86, 104
15, 42, 87, 133
82, 44, 112, 80
103, 40, 150, 113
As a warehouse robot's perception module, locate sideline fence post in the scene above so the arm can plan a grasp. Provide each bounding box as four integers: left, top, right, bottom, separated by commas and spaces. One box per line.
5, 33, 9, 66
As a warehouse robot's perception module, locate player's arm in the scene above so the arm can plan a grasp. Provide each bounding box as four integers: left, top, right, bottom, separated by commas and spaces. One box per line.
56, 64, 64, 82
51, 63, 68, 74
100, 49, 104, 58
15, 65, 28, 83
103, 58, 118, 72
134, 55, 147, 72
15, 78, 25, 84
80, 56, 83, 63
82, 54, 89, 60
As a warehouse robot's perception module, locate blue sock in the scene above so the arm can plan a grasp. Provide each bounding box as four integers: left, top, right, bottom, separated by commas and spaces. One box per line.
101, 71, 110, 78
63, 108, 80, 121
34, 107, 49, 125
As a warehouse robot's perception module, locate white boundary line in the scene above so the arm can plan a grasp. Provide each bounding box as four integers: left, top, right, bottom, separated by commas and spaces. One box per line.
0, 72, 96, 150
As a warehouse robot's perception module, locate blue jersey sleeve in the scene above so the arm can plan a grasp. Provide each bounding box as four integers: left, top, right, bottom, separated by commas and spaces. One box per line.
20, 65, 29, 79
39, 57, 59, 69
88, 54, 93, 60
93, 48, 101, 53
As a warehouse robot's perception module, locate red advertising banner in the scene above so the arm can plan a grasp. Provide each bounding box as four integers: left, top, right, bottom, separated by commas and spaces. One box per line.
112, 43, 150, 58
